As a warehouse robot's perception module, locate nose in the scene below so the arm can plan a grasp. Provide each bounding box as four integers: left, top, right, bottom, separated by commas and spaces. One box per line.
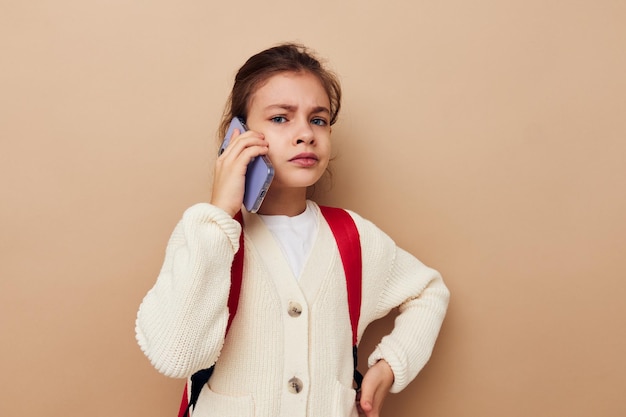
294, 118, 315, 145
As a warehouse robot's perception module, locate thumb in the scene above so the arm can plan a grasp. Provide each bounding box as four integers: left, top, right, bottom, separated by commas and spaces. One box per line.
359, 384, 375, 413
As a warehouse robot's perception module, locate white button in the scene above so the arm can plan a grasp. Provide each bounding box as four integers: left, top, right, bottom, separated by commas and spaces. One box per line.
288, 377, 303, 394
288, 301, 303, 317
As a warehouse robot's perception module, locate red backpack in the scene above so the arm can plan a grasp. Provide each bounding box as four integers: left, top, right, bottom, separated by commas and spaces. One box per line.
178, 206, 362, 417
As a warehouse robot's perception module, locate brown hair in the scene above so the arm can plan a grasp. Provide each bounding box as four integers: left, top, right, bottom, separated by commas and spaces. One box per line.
217, 42, 342, 142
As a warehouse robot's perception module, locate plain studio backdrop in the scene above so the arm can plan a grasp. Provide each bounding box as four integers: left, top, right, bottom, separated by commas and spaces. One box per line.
1, 1, 625, 416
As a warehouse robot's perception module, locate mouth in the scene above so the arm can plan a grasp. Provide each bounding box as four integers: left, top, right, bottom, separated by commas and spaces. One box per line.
289, 152, 319, 167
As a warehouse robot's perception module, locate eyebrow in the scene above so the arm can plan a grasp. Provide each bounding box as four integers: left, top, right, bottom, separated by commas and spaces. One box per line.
265, 104, 330, 115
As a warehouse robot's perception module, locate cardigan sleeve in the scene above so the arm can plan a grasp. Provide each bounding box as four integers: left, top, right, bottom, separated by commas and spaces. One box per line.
135, 203, 242, 378
351, 212, 450, 393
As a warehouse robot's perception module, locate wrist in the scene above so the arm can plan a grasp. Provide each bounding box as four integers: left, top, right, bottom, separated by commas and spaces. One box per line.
374, 359, 395, 385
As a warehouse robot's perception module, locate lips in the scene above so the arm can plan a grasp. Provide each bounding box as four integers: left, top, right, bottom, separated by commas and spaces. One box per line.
289, 152, 319, 167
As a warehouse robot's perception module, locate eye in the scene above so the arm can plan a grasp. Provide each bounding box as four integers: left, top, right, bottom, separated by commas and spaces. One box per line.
311, 117, 328, 126
271, 116, 287, 124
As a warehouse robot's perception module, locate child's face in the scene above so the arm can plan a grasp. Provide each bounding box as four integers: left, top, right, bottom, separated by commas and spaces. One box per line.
245, 71, 332, 191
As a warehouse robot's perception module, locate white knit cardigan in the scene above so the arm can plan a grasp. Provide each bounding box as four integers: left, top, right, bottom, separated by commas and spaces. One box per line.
136, 202, 449, 417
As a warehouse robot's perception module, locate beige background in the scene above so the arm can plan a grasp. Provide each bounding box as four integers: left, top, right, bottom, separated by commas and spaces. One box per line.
1, 1, 625, 416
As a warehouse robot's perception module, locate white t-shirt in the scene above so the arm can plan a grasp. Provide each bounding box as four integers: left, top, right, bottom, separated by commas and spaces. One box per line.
258, 200, 318, 280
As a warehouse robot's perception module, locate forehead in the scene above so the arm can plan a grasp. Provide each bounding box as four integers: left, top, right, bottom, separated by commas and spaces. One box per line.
249, 71, 330, 109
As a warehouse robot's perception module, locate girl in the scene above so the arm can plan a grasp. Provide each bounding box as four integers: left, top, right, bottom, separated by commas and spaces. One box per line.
136, 43, 449, 417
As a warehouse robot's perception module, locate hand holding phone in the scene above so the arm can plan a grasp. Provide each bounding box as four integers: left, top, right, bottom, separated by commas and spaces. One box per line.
219, 117, 274, 213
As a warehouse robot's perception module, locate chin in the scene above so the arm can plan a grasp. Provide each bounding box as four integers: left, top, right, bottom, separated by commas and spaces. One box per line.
277, 172, 324, 188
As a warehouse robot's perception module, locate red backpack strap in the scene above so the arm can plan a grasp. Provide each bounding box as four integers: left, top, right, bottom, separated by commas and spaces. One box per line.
319, 206, 363, 391
319, 206, 362, 345
177, 387, 189, 417
227, 211, 245, 332
178, 211, 245, 417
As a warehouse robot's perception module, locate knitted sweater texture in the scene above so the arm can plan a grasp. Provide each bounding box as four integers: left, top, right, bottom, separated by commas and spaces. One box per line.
136, 202, 449, 417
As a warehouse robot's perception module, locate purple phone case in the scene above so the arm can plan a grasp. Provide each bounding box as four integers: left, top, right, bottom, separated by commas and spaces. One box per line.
221, 117, 274, 213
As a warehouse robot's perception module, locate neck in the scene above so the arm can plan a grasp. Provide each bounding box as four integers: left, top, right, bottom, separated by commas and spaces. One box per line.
256, 187, 308, 216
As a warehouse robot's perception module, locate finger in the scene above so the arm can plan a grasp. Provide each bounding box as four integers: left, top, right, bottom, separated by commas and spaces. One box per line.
229, 127, 245, 143
359, 384, 375, 415
218, 128, 239, 157
218, 136, 269, 165
230, 129, 262, 147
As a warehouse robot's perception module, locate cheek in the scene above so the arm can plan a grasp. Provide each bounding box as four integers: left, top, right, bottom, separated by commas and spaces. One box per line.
319, 136, 332, 158
265, 138, 282, 156
319, 148, 331, 169
262, 132, 280, 148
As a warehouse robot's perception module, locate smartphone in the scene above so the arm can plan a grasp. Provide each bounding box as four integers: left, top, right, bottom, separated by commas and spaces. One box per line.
220, 117, 274, 213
